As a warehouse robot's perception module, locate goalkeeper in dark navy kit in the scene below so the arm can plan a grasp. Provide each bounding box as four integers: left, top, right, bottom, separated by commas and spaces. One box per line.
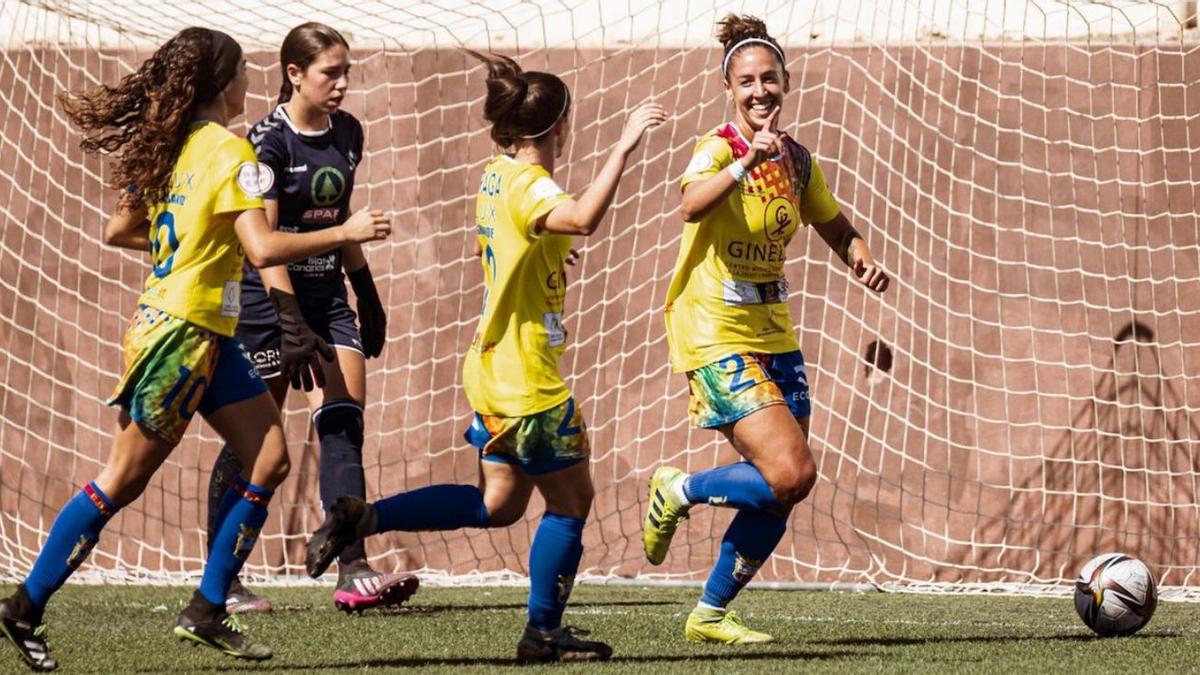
206, 21, 418, 615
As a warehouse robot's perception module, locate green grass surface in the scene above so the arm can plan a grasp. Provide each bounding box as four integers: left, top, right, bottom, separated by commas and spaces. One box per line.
1, 584, 1197, 673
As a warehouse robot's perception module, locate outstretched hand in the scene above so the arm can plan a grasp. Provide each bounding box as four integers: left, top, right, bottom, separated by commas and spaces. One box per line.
616, 101, 668, 155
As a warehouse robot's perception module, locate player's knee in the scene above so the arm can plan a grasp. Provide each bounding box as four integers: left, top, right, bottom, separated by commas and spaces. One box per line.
768, 450, 817, 507
544, 480, 593, 520
255, 452, 291, 490
487, 505, 525, 528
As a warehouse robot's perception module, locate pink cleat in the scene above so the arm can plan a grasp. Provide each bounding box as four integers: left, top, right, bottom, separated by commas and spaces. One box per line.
332, 569, 419, 615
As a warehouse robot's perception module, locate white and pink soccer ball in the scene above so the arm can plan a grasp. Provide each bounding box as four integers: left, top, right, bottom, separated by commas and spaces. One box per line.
1073, 553, 1157, 637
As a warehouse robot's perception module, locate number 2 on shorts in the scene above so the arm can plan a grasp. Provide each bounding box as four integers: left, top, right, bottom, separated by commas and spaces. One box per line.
719, 354, 757, 394
556, 398, 582, 437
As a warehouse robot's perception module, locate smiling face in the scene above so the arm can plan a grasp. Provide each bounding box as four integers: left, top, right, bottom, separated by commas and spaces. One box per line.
724, 45, 789, 133
288, 44, 351, 114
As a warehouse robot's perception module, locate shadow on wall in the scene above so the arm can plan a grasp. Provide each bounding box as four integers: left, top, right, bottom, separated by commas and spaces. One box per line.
959, 320, 1200, 585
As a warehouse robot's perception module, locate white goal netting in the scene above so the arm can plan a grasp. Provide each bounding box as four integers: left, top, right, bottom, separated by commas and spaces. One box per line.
1, 0, 1198, 598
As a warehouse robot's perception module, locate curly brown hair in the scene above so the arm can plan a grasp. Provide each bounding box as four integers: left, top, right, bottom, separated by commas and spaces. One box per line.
60, 27, 242, 206
463, 49, 570, 148
716, 14, 788, 82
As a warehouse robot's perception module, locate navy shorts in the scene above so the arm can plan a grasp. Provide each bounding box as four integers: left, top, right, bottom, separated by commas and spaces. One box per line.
236, 293, 363, 377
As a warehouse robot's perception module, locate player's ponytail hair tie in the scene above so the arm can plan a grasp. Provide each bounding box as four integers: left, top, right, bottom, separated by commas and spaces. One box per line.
197, 29, 242, 103
722, 38, 786, 78
465, 48, 572, 147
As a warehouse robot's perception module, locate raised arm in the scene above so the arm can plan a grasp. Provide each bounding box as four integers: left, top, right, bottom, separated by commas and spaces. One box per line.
539, 101, 666, 236
680, 106, 784, 222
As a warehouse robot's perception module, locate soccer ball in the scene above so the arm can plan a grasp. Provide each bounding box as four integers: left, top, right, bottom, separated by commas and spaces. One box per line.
1073, 553, 1157, 637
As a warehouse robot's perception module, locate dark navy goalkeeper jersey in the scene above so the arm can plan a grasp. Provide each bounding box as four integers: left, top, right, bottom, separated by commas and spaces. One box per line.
240, 104, 364, 315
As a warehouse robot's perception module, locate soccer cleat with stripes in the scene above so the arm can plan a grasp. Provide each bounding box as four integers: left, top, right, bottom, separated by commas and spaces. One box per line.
224, 577, 272, 615
306, 496, 375, 579
333, 567, 420, 614
0, 587, 57, 672
174, 592, 272, 661
684, 607, 774, 644
515, 625, 613, 663
642, 465, 691, 565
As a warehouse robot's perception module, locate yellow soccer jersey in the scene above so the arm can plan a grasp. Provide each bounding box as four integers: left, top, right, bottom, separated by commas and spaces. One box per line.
463, 155, 574, 417
664, 122, 842, 373
138, 122, 265, 336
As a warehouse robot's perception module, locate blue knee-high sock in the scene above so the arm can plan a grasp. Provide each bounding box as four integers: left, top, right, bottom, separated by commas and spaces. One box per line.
373, 485, 490, 532
199, 482, 273, 605
208, 474, 248, 553
699, 509, 789, 608
527, 513, 585, 631
206, 446, 244, 549
314, 400, 368, 562
683, 462, 781, 511
24, 482, 118, 610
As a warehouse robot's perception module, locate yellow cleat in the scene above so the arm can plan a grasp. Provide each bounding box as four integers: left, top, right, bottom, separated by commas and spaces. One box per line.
685, 608, 775, 644
642, 466, 690, 565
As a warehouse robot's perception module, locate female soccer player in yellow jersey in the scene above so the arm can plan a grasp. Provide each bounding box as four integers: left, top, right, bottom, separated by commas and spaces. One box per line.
0, 27, 390, 671
643, 14, 890, 645
305, 51, 665, 662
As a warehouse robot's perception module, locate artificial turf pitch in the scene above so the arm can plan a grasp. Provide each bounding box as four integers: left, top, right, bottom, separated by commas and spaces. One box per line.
1, 584, 1197, 673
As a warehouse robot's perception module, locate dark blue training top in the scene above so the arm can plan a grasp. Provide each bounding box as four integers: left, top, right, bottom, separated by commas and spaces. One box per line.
240, 104, 364, 318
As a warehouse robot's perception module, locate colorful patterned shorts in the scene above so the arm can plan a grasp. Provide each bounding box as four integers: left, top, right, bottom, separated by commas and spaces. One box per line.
686, 351, 811, 429
107, 305, 267, 444
463, 397, 589, 475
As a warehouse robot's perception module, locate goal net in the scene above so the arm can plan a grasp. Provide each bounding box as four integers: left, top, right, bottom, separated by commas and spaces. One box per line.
1, 0, 1198, 597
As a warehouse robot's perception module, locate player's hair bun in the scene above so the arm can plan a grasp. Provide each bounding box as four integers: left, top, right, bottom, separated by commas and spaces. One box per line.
464, 49, 570, 148
716, 13, 787, 80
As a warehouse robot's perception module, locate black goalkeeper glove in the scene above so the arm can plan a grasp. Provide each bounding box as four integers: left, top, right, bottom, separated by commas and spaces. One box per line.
347, 264, 387, 358
269, 287, 335, 391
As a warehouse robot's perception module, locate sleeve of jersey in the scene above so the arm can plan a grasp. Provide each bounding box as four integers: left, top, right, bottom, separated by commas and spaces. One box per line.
679, 134, 733, 191
799, 158, 842, 225
212, 138, 267, 216
251, 130, 285, 200
513, 171, 571, 238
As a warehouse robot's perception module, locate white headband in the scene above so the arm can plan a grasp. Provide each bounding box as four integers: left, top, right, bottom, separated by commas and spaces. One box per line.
519, 89, 571, 139
722, 37, 785, 77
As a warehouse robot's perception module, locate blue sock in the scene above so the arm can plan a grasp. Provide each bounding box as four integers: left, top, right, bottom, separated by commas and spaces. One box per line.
199, 482, 273, 605
206, 446, 243, 546
24, 482, 117, 610
208, 475, 248, 553
373, 484, 490, 532
699, 509, 788, 608
527, 513, 585, 631
314, 400, 368, 562
683, 462, 781, 511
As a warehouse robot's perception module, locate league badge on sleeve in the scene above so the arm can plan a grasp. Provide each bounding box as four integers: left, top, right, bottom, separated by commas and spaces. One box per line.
236, 161, 269, 199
